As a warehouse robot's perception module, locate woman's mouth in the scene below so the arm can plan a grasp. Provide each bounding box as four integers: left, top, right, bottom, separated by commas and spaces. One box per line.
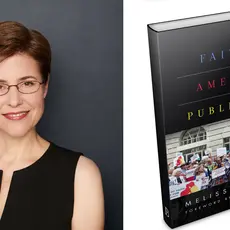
2, 111, 29, 120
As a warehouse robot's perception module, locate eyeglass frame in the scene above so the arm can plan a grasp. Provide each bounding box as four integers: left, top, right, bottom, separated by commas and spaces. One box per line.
0, 80, 45, 96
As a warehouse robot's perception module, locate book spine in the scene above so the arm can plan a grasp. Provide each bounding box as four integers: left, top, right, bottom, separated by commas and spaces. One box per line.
147, 26, 172, 228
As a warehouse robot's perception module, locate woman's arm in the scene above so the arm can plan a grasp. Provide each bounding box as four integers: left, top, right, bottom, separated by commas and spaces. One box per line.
72, 156, 105, 230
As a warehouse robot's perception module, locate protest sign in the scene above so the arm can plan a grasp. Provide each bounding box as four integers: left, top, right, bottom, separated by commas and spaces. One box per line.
173, 155, 185, 167
185, 169, 195, 178
201, 177, 209, 186
169, 180, 202, 200
212, 167, 226, 179
190, 154, 200, 162
217, 147, 227, 157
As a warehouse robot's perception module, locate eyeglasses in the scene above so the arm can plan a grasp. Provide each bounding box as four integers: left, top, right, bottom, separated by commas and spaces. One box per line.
0, 80, 44, 96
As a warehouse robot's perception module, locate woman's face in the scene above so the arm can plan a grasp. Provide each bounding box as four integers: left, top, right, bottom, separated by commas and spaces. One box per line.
0, 53, 49, 137
216, 158, 221, 164
199, 165, 204, 172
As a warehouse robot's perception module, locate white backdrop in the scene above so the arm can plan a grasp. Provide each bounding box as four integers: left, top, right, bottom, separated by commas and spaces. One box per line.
124, 0, 230, 229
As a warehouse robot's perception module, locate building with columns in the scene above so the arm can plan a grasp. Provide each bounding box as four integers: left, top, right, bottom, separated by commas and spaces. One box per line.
166, 118, 230, 165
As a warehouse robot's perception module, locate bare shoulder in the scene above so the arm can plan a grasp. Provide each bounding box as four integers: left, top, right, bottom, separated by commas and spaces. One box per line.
76, 156, 101, 178
72, 156, 104, 230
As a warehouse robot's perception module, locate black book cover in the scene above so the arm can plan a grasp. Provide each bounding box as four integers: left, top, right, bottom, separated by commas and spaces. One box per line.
148, 12, 230, 228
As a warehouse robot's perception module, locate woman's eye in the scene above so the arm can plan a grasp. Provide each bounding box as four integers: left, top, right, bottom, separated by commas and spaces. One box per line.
23, 81, 34, 86
0, 84, 6, 90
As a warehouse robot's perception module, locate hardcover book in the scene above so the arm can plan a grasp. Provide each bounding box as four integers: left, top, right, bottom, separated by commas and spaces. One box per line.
148, 12, 230, 228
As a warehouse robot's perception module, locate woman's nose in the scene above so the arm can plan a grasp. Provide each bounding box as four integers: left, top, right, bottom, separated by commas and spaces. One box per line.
7, 86, 23, 107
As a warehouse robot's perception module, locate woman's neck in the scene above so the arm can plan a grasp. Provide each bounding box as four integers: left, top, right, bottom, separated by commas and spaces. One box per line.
0, 129, 46, 164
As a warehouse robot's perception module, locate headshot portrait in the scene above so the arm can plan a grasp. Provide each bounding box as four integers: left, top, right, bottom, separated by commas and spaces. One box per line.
0, 1, 122, 230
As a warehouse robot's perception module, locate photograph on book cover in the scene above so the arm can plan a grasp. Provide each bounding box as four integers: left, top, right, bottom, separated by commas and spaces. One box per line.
0, 1, 122, 230
167, 119, 230, 200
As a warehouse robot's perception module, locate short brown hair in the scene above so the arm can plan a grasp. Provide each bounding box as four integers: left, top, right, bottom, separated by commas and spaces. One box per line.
0, 21, 51, 83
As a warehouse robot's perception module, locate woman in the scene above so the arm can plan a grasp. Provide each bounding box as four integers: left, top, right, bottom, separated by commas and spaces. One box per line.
194, 164, 209, 180
205, 158, 214, 171
194, 164, 209, 190
170, 168, 186, 185
0, 21, 104, 230
211, 157, 228, 187
213, 157, 224, 169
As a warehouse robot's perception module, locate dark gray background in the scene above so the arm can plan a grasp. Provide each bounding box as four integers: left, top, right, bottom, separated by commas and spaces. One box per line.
0, 1, 123, 230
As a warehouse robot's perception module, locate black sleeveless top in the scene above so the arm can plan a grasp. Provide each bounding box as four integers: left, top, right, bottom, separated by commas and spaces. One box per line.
0, 142, 83, 230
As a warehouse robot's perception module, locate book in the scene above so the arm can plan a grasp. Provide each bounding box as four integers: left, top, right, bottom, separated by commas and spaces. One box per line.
148, 12, 230, 228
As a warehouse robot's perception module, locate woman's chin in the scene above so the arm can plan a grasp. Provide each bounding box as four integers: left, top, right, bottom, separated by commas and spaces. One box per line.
2, 127, 33, 138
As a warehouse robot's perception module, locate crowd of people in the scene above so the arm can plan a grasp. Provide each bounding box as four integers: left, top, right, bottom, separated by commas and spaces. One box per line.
168, 152, 230, 189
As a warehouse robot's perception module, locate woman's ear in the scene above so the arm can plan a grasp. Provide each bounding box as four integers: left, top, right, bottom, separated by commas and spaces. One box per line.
44, 74, 50, 98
